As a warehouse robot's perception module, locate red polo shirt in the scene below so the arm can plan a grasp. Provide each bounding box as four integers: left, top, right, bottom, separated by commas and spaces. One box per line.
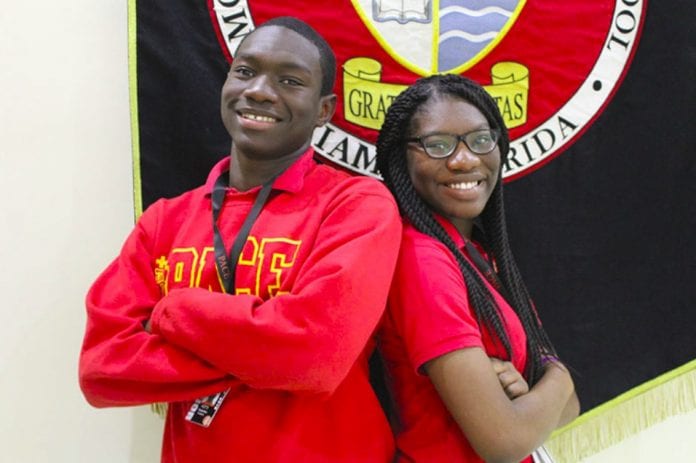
380, 217, 532, 463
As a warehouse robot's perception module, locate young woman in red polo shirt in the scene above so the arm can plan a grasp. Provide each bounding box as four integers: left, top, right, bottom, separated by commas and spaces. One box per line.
376, 74, 579, 463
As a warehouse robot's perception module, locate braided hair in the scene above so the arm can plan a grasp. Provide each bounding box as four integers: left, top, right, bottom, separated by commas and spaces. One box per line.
376, 74, 556, 384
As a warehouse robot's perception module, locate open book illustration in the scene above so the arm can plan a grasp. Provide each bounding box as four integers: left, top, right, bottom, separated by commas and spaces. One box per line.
373, 0, 432, 24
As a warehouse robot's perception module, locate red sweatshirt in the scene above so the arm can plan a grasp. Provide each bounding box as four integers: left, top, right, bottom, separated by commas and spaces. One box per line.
79, 149, 402, 462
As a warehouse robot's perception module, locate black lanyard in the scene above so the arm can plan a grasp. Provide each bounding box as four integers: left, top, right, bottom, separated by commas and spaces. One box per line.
464, 240, 511, 302
211, 172, 275, 294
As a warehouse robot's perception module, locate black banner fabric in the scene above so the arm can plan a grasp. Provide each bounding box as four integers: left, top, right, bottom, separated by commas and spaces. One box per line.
504, 4, 696, 409
136, 2, 229, 208
134, 1, 695, 411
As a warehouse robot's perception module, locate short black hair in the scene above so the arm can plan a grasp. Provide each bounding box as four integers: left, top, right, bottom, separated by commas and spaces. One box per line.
240, 16, 337, 96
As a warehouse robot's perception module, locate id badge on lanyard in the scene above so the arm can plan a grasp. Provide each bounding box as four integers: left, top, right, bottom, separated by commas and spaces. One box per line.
184, 171, 275, 428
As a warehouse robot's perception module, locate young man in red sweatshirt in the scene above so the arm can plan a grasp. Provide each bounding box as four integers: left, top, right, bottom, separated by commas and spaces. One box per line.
79, 16, 402, 462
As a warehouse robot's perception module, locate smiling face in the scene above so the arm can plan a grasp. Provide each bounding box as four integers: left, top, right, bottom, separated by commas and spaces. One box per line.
406, 95, 501, 237
220, 25, 336, 162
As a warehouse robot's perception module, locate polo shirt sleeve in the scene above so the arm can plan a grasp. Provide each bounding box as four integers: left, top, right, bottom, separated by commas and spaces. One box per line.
388, 230, 484, 373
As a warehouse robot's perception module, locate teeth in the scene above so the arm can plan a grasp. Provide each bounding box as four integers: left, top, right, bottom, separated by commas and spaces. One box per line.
449, 181, 479, 190
242, 113, 276, 123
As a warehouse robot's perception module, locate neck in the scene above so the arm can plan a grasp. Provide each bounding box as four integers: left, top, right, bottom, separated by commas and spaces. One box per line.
228, 145, 309, 190
451, 217, 474, 240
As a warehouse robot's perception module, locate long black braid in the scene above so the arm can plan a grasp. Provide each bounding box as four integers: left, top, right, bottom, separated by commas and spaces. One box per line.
376, 74, 556, 385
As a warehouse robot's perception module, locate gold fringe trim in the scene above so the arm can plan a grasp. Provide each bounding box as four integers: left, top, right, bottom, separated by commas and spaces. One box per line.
545, 359, 696, 462
150, 402, 168, 418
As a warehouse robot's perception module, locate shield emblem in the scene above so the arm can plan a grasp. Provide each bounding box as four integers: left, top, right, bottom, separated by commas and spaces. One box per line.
352, 0, 526, 75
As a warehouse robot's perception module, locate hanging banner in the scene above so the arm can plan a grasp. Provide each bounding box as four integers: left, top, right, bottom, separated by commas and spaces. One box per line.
131, 0, 696, 443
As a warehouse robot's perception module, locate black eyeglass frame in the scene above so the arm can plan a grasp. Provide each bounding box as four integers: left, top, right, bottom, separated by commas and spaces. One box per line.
406, 128, 501, 158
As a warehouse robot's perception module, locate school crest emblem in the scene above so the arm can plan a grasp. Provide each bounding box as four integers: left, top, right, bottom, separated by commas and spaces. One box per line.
209, 0, 646, 180
352, 0, 525, 75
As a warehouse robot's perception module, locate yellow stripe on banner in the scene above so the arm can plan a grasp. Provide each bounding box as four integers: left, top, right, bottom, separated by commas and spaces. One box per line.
130, 0, 164, 417
431, 0, 440, 74
128, 0, 143, 220
545, 359, 696, 462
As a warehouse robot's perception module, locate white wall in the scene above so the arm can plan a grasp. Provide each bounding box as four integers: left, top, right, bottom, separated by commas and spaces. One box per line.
0, 1, 692, 462
0, 1, 161, 461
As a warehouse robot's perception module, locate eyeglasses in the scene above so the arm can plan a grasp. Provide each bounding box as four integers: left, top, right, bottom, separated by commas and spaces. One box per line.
407, 129, 500, 158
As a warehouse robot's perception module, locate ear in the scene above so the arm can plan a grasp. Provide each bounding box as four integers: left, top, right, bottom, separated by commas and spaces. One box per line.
315, 94, 337, 127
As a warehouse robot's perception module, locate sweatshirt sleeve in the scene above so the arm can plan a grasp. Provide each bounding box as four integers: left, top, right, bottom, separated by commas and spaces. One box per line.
78, 202, 236, 408
149, 184, 403, 394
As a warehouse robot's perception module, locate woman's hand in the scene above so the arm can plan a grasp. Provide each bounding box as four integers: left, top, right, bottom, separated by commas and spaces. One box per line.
490, 357, 529, 399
